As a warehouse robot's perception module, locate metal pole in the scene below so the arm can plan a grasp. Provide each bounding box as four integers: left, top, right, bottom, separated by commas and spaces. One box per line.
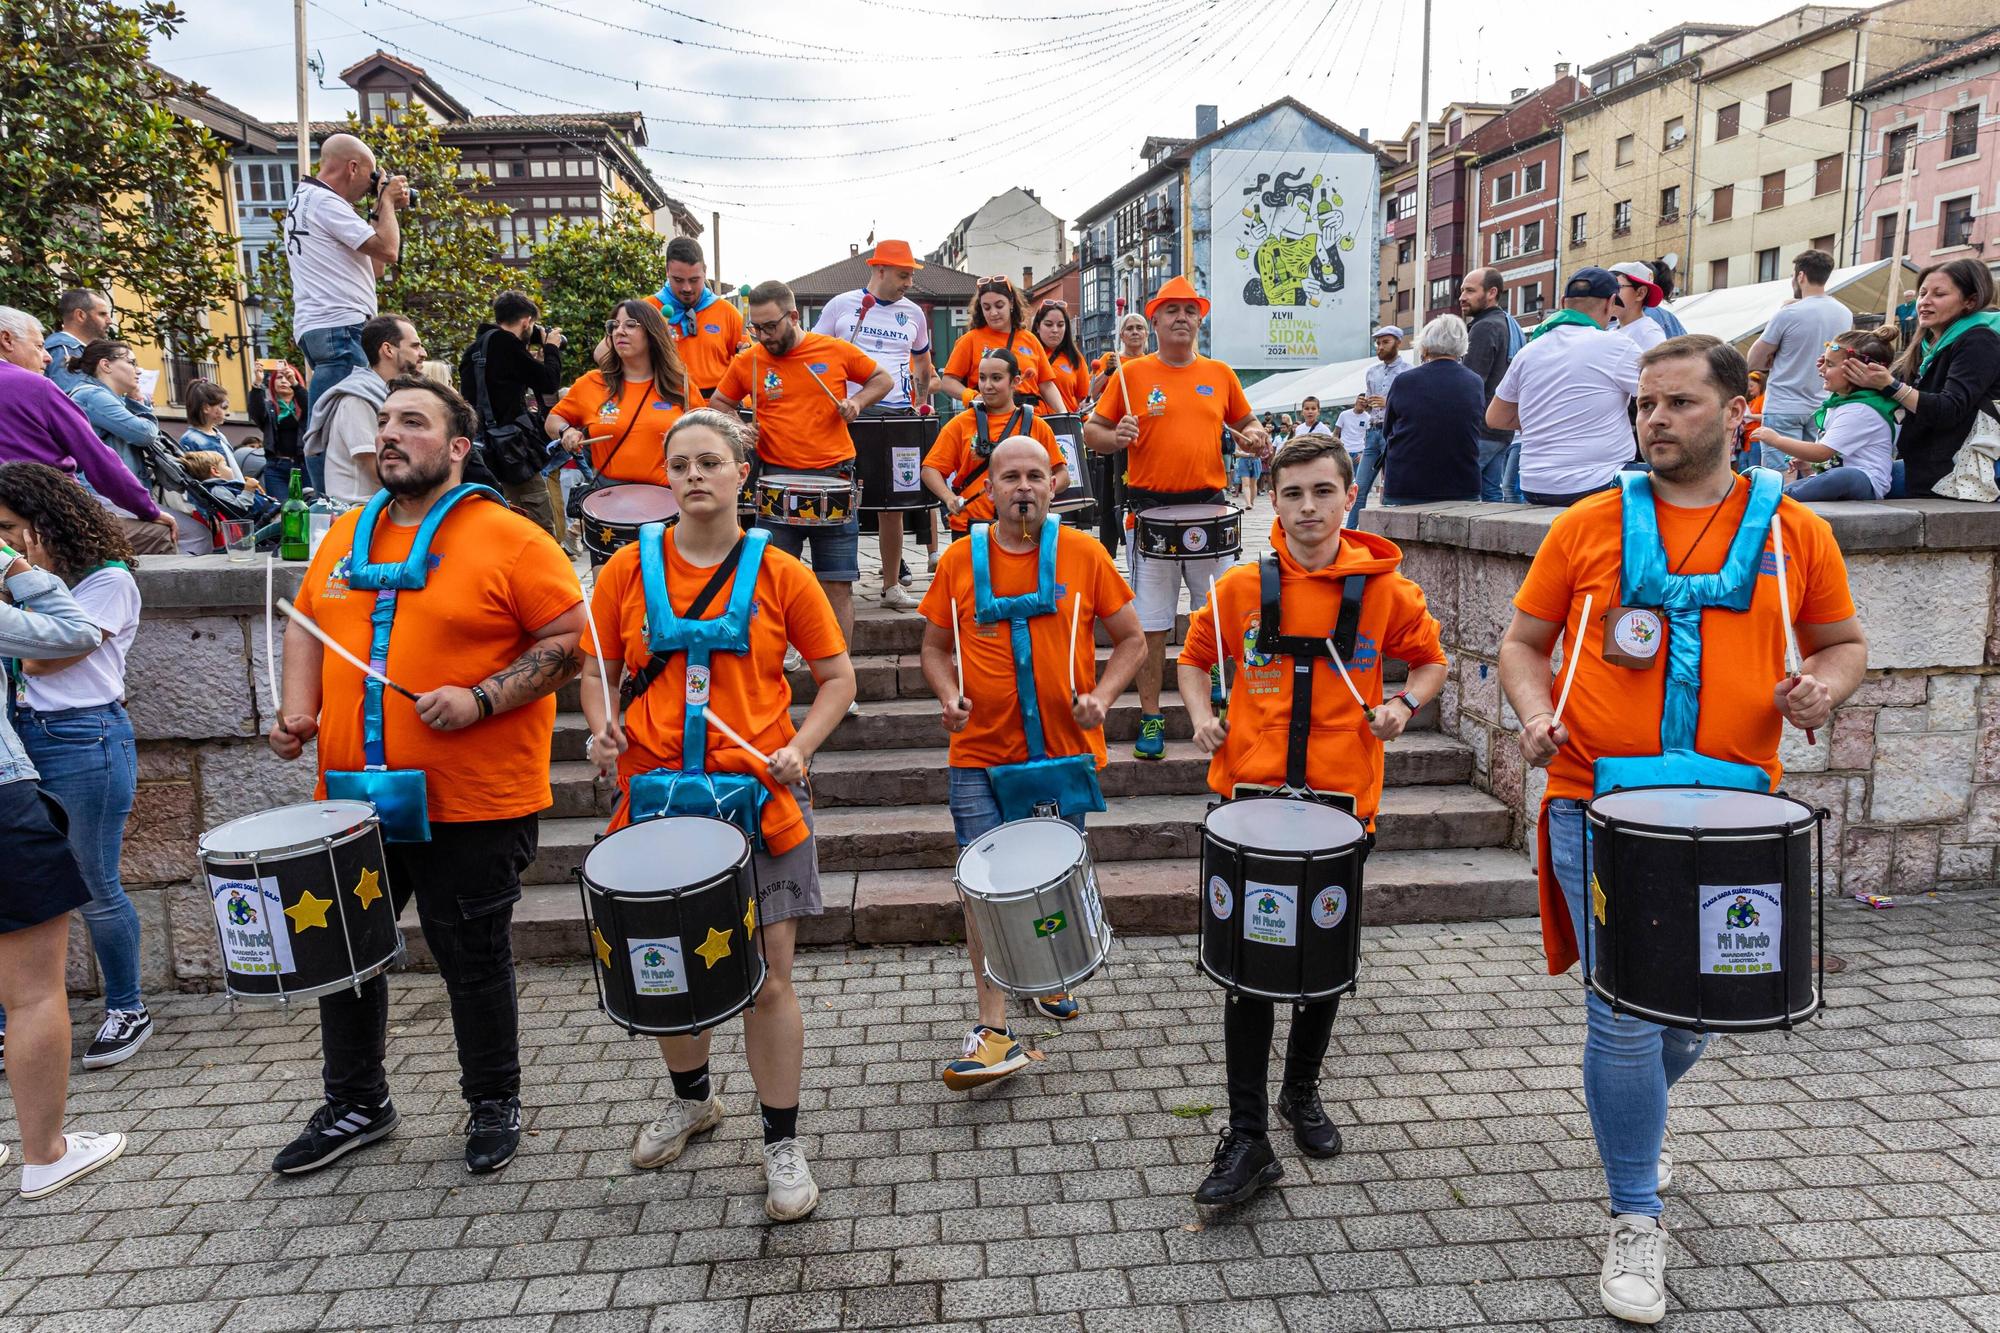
1884, 149, 1913, 325
293, 0, 311, 185
711, 210, 722, 293
1412, 0, 1433, 327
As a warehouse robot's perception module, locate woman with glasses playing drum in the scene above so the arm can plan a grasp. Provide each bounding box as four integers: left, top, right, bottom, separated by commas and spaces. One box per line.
1499, 337, 1866, 1325
548, 300, 698, 489
581, 409, 858, 1224
1031, 300, 1091, 413
937, 276, 1066, 414
1176, 435, 1445, 1208
921, 349, 1068, 538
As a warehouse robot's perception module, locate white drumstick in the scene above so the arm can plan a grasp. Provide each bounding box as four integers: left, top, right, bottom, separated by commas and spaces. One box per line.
1770, 512, 1816, 745
581, 574, 617, 747
950, 595, 966, 705
1208, 577, 1228, 705
1323, 636, 1375, 721
704, 708, 771, 767
1552, 592, 1593, 730
1068, 591, 1082, 700
276, 597, 420, 701
263, 555, 281, 721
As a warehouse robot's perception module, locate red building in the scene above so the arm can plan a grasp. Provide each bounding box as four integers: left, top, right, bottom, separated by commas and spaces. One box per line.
1465, 72, 1588, 321
1376, 100, 1507, 328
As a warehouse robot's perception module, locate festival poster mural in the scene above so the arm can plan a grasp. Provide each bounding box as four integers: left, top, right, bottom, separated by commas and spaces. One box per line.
1207, 148, 1374, 368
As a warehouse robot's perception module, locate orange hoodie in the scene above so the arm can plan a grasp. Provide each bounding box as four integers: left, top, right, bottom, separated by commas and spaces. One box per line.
1181, 525, 1446, 829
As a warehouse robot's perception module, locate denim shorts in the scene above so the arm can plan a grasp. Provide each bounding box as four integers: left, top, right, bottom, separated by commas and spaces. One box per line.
755, 467, 861, 581
1231, 454, 1263, 481
0, 778, 91, 934
948, 766, 1086, 847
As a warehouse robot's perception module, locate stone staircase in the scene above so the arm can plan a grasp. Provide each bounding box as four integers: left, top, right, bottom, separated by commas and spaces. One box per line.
430, 602, 1537, 963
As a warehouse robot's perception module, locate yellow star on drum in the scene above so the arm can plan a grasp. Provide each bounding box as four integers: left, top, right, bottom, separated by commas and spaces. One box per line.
284, 889, 333, 932
591, 927, 612, 969
598, 525, 618, 547
743, 897, 757, 935
1591, 874, 1608, 925
351, 867, 383, 911
694, 926, 733, 969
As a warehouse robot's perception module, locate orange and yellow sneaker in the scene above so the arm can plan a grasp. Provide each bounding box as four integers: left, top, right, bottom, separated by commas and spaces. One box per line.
941, 1025, 1029, 1091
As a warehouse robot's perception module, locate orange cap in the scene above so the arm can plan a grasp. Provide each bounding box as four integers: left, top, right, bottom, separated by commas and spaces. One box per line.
866, 240, 924, 270
1145, 274, 1211, 321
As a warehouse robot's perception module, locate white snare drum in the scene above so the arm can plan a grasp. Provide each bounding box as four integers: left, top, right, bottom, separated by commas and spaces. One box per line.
953, 818, 1110, 996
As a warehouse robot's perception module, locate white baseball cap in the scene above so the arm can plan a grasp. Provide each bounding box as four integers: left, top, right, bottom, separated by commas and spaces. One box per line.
1372, 325, 1405, 340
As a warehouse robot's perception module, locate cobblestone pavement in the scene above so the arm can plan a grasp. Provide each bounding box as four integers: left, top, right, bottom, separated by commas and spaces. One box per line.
3, 891, 1997, 1333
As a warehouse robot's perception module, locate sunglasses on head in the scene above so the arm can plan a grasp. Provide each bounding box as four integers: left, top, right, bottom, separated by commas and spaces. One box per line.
1040, 300, 1068, 310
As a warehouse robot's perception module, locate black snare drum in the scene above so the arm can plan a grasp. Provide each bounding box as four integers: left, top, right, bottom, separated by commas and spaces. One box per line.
852, 415, 939, 512
581, 483, 679, 566
1585, 786, 1824, 1033
1044, 413, 1095, 518
756, 472, 857, 527
1199, 797, 1368, 1002
1135, 503, 1242, 560
578, 815, 767, 1036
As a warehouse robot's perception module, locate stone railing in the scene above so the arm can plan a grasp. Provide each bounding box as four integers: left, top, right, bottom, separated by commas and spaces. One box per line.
1359, 498, 2000, 897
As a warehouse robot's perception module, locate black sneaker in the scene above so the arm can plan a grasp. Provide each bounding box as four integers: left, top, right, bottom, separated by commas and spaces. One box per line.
465, 1097, 521, 1174
1277, 1082, 1343, 1159
0, 1029, 7, 1075
272, 1100, 399, 1174
1193, 1128, 1282, 1206
898, 559, 913, 588
81, 1008, 153, 1071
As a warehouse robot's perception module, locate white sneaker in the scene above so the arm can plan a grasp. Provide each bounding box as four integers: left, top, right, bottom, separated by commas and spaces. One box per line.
1599, 1213, 1668, 1324
762, 1137, 820, 1222
1657, 1135, 1673, 1191
784, 647, 805, 674
631, 1096, 725, 1169
19, 1132, 126, 1200
880, 584, 917, 610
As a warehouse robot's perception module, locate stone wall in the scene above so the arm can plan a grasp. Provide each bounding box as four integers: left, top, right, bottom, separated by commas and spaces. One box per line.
1360, 499, 2000, 896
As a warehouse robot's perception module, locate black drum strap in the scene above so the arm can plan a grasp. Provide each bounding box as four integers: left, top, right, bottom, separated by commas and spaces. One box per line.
956, 404, 1027, 500
618, 535, 748, 708
1254, 553, 1368, 791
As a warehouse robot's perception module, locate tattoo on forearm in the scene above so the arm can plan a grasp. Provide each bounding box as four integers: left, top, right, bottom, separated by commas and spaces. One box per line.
482, 641, 583, 712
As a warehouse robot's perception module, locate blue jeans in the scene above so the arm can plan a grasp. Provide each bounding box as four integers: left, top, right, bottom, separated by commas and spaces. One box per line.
1761, 411, 1814, 473
757, 513, 860, 583
297, 324, 366, 432
948, 766, 1086, 847
1784, 466, 1880, 501
1346, 426, 1385, 526
1477, 436, 1522, 502
1548, 799, 1708, 1218
9, 704, 142, 1017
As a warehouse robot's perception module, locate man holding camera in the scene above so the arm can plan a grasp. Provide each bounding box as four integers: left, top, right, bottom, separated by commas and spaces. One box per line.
282, 132, 408, 488
459, 291, 565, 542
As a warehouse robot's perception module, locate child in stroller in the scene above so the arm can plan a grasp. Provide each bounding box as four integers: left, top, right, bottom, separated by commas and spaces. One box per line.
136, 432, 282, 554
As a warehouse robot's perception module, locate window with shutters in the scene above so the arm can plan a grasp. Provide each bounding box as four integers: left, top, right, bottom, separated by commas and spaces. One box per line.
1820, 63, 1848, 106
1713, 184, 1734, 222
1814, 155, 1842, 197
1766, 84, 1791, 125
1883, 125, 1915, 176
1660, 186, 1681, 222
1761, 171, 1786, 211
1616, 135, 1635, 167
1875, 211, 1899, 261
1717, 103, 1741, 141
1757, 247, 1780, 282
1613, 200, 1632, 235
1812, 235, 1836, 256
1709, 258, 1729, 291
1947, 107, 1979, 161
1943, 197, 1976, 248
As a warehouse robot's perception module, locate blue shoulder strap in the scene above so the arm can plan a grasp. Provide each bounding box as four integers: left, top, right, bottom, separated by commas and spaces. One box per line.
636, 524, 771, 771
970, 519, 1062, 760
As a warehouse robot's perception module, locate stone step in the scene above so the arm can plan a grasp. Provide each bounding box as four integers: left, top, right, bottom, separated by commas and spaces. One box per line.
408, 846, 1536, 964
520, 785, 1512, 886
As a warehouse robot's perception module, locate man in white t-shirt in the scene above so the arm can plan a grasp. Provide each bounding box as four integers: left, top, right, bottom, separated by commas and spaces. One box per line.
1293, 395, 1335, 438
282, 133, 408, 489
1609, 262, 1668, 353
1334, 402, 1369, 455
1487, 267, 1642, 507
1748, 248, 1852, 471
811, 240, 937, 608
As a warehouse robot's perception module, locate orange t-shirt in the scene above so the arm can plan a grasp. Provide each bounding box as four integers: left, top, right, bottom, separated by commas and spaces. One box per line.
923, 408, 1061, 534
549, 372, 703, 486
943, 326, 1056, 400
641, 294, 744, 393
296, 498, 582, 822
918, 524, 1133, 770
1044, 350, 1091, 412
587, 528, 846, 853
1180, 527, 1446, 828
713, 332, 878, 471
1089, 353, 1250, 494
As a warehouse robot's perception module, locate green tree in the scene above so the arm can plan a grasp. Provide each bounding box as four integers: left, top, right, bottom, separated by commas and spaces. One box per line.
256, 100, 509, 367
526, 197, 667, 340
0, 1, 237, 359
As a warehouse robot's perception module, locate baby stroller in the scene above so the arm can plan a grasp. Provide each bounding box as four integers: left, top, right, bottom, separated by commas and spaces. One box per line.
134, 431, 283, 553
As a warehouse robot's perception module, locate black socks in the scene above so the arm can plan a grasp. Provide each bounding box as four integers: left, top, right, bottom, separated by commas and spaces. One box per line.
669, 1063, 711, 1103
760, 1103, 799, 1145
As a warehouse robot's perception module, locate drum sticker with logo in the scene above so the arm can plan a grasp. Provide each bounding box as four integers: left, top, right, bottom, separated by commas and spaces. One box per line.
1056, 434, 1081, 476
1243, 881, 1298, 947
628, 938, 690, 996
892, 446, 922, 492
1182, 524, 1208, 554
208, 873, 297, 976
686, 664, 712, 707
1146, 385, 1167, 416
1699, 884, 1783, 974
1310, 885, 1348, 930
1207, 874, 1234, 921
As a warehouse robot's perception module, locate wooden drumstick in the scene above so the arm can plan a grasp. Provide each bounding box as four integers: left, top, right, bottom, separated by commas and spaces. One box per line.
950, 595, 967, 706
1770, 511, 1816, 745
1323, 636, 1375, 722
1552, 592, 1593, 732
1208, 577, 1228, 705
277, 597, 421, 701
807, 364, 848, 413
704, 708, 771, 767
1068, 591, 1082, 701
581, 575, 617, 762
749, 346, 758, 423
263, 555, 281, 722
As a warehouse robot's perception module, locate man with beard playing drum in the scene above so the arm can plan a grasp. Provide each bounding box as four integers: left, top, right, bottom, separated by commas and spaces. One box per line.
1499, 335, 1866, 1324
580, 408, 857, 1223
1176, 434, 1446, 1205
918, 436, 1145, 1078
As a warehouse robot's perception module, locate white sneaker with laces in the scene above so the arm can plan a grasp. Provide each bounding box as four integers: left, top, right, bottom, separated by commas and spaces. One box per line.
631, 1096, 725, 1169
19, 1132, 126, 1200
784, 647, 805, 674
1657, 1134, 1673, 1191
880, 584, 917, 610
762, 1137, 820, 1222
1599, 1213, 1669, 1324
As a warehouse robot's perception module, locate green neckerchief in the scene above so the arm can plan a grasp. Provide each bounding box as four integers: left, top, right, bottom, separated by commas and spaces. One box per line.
1813, 389, 1900, 435
1527, 308, 1602, 341
1917, 310, 2000, 379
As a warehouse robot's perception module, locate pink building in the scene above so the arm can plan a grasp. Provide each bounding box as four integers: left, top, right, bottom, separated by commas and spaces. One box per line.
1854, 26, 2000, 271
1466, 74, 1588, 321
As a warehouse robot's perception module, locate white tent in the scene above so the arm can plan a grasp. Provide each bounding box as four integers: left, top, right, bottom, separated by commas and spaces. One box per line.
1662, 258, 1913, 350
1245, 352, 1416, 416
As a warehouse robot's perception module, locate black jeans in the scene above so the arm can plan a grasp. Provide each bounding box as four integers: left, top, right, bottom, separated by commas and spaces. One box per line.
319, 814, 538, 1107
1223, 994, 1342, 1138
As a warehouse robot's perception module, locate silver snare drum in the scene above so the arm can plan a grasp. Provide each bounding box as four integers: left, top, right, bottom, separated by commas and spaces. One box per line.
1134, 503, 1242, 560
953, 818, 1110, 996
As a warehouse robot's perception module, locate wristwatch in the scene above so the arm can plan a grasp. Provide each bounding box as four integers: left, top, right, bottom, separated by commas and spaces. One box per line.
1390, 690, 1421, 716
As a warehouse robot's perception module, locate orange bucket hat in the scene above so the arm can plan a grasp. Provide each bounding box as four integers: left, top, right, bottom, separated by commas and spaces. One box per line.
1145, 274, 1211, 321
866, 239, 924, 270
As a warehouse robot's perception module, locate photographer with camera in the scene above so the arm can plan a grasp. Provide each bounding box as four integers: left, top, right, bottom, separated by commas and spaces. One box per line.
282, 133, 409, 490
459, 291, 566, 542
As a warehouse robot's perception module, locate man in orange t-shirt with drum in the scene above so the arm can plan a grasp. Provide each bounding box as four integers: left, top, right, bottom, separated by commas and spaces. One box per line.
270, 375, 585, 1179
1083, 276, 1268, 761
1499, 336, 1866, 1325
918, 437, 1144, 1087
641, 236, 743, 401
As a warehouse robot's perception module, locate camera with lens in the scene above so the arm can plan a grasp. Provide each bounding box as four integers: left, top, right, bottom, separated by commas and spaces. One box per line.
366, 168, 418, 218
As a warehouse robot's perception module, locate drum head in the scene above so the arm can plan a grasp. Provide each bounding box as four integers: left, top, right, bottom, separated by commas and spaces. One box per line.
200, 800, 377, 856
1205, 797, 1364, 853
1589, 787, 1814, 832
763, 472, 845, 491
586, 816, 747, 894
1141, 503, 1237, 522
581, 484, 678, 524
958, 819, 1086, 896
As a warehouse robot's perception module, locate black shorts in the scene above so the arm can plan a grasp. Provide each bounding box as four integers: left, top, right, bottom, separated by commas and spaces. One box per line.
0, 778, 90, 934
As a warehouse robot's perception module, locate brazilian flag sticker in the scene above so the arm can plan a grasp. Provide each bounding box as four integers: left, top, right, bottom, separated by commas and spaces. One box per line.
1033, 911, 1068, 937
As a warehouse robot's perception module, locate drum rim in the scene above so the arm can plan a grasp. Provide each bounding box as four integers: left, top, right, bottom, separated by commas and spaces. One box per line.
1195, 952, 1357, 1004
580, 483, 679, 522
952, 816, 1088, 902
1585, 784, 1819, 840
1584, 977, 1823, 1032
1135, 503, 1243, 522
1202, 795, 1367, 857
199, 800, 382, 859
224, 935, 406, 1003
758, 473, 852, 489
582, 814, 751, 898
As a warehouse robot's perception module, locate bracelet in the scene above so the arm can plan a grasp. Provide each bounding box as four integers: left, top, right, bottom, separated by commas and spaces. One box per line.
471, 684, 494, 719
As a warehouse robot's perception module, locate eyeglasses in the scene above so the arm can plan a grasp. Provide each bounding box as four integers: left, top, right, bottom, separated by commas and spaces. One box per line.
748, 315, 793, 335
604, 319, 643, 335
667, 453, 737, 477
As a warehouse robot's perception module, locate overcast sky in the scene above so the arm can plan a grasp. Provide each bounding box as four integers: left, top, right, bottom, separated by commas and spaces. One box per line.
160, 0, 1820, 283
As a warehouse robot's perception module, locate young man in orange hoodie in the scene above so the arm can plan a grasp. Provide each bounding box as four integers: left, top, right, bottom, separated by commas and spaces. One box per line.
1176, 434, 1447, 1206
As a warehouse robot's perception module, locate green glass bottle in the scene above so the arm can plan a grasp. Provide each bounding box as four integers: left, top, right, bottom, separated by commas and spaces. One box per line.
280, 467, 309, 561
